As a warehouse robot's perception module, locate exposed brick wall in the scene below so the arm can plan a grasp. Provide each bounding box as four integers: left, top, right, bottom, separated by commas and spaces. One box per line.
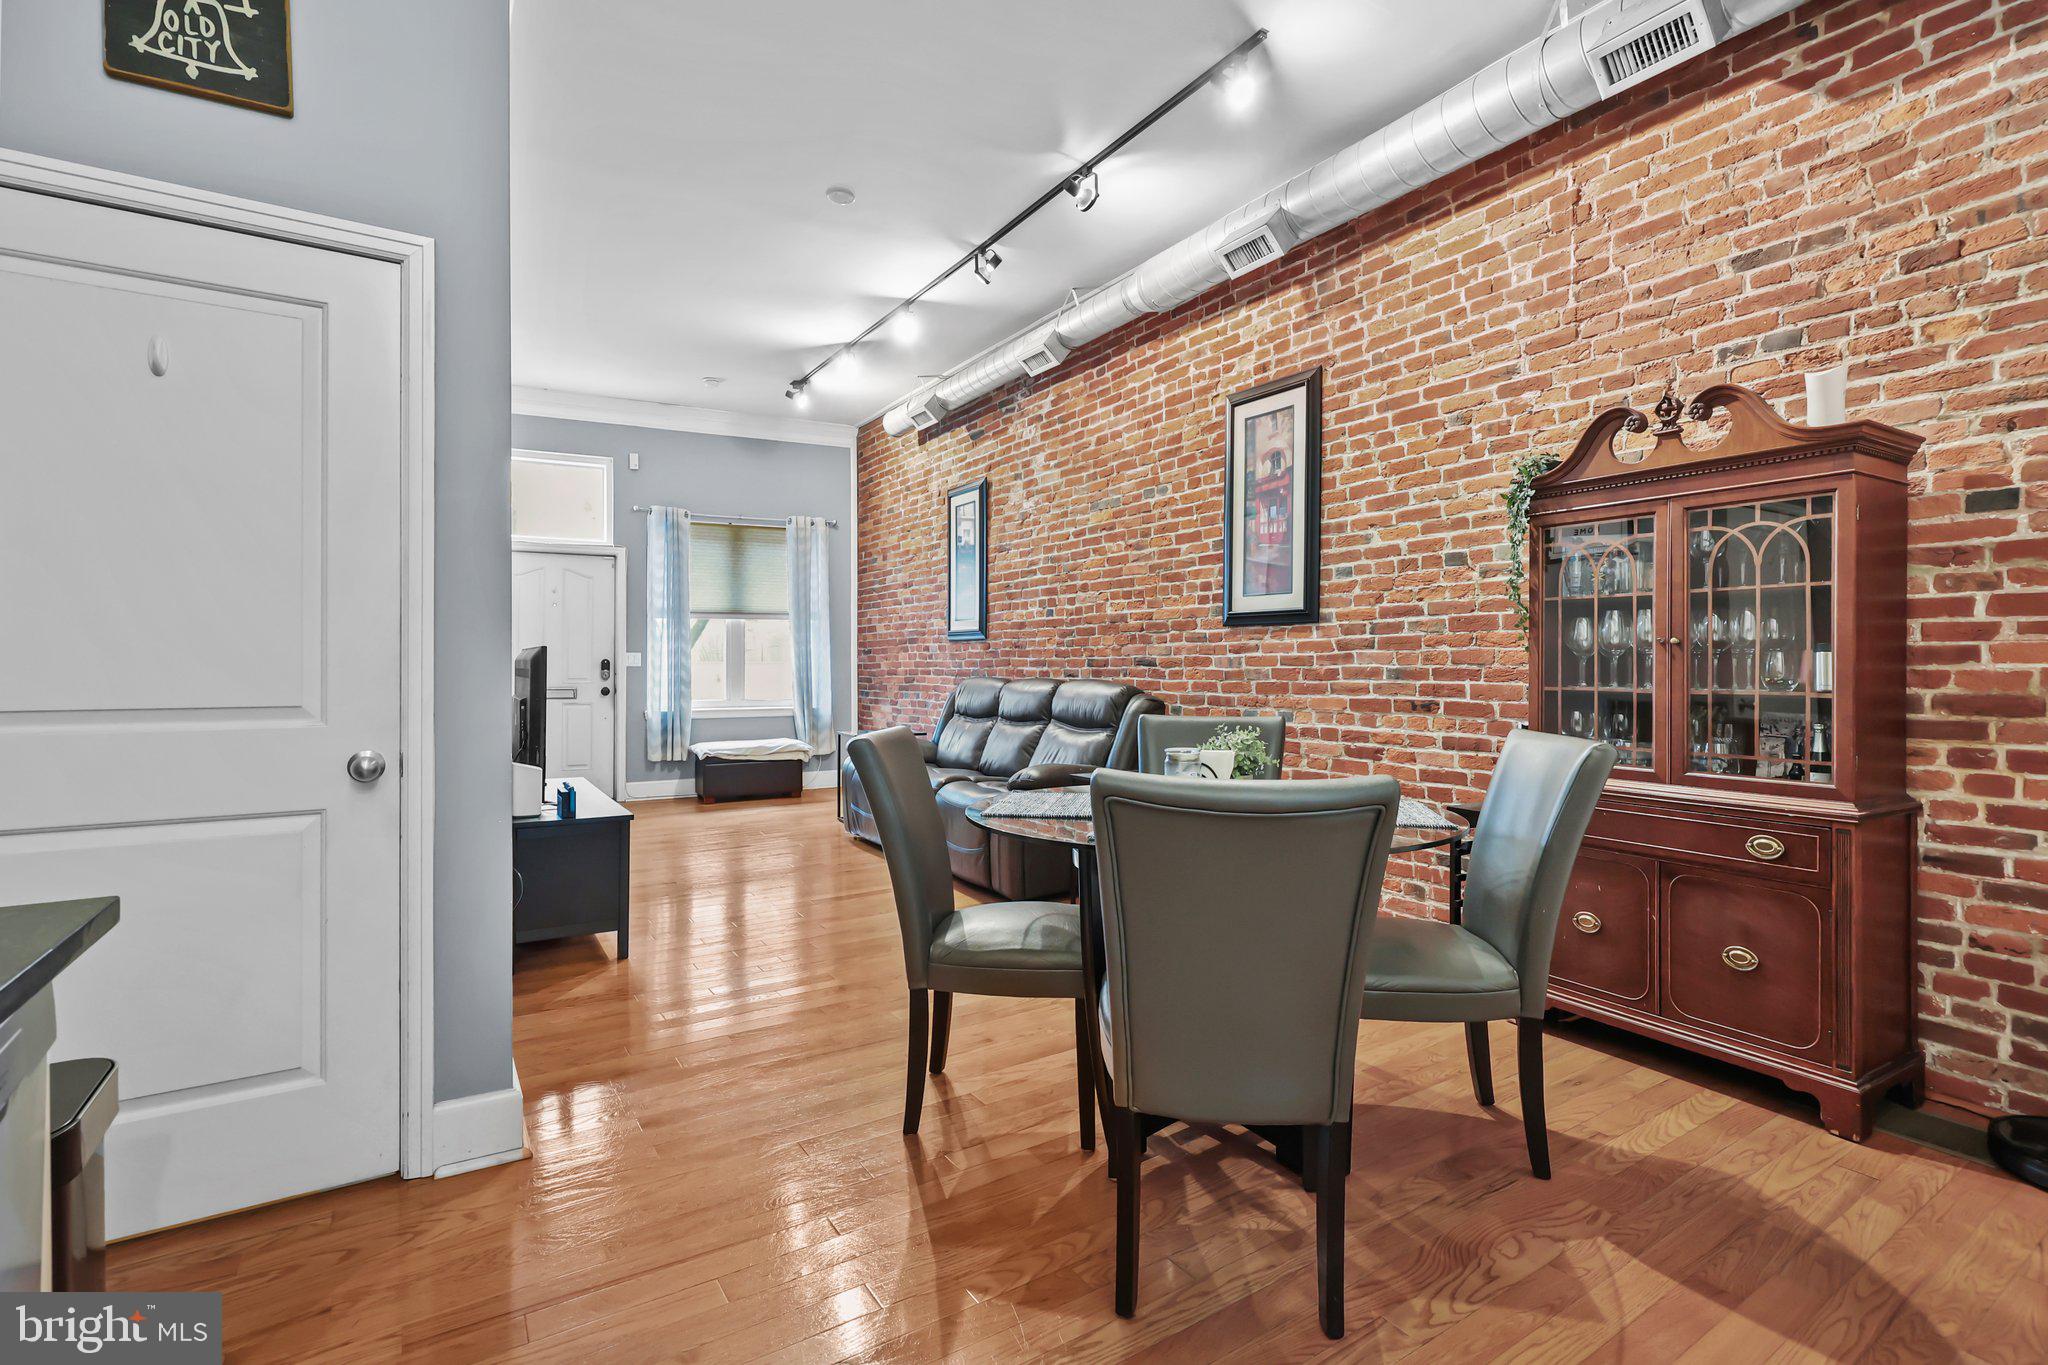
855, 0, 2048, 1114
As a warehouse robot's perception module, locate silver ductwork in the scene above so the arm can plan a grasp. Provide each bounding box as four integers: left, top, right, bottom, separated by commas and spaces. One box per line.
881, 0, 1806, 436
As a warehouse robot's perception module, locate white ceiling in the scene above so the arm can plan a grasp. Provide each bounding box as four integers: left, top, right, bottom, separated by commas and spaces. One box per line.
511, 0, 1557, 428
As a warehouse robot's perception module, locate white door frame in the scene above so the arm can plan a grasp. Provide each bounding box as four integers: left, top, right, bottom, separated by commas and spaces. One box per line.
0, 148, 444, 1180
510, 540, 628, 798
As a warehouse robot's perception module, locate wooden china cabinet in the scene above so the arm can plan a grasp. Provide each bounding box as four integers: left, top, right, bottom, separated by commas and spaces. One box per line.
1525, 382, 1922, 1141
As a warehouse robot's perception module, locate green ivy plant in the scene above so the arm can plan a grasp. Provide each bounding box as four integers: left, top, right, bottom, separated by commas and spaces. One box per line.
1206, 725, 1275, 780
1503, 452, 1562, 634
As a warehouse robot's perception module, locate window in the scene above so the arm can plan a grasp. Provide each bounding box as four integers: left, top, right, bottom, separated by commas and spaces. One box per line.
689, 522, 791, 712
510, 450, 613, 544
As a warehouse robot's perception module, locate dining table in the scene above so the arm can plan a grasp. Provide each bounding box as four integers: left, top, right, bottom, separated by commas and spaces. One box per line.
966, 786, 1474, 1182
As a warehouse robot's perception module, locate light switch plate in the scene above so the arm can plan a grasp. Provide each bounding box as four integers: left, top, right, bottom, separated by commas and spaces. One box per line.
626, 652, 643, 668
628, 451, 640, 470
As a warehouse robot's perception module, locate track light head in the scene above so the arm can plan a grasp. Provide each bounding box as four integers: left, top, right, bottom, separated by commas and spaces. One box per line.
973, 247, 1003, 284
787, 383, 810, 409
1066, 169, 1101, 213
890, 308, 921, 344
1218, 57, 1260, 113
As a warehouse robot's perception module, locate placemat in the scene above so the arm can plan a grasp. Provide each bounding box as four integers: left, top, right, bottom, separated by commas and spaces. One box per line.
979, 789, 1093, 819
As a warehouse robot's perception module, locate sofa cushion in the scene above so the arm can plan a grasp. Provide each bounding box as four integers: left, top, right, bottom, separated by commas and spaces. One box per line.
1050, 680, 1136, 730
927, 766, 981, 790
934, 715, 993, 769
952, 676, 1006, 718
1029, 721, 1115, 768
979, 720, 1046, 777
998, 678, 1060, 722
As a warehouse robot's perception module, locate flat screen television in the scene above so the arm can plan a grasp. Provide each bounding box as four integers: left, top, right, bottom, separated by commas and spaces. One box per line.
513, 646, 547, 769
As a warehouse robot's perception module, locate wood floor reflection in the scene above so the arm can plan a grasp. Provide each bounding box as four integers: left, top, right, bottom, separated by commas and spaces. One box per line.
112, 791, 2048, 1361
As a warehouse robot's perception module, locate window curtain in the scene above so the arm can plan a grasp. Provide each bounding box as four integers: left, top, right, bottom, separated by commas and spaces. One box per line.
786, 515, 833, 750
645, 506, 693, 762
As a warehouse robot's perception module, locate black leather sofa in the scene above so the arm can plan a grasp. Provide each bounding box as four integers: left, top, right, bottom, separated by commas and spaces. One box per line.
842, 677, 1164, 900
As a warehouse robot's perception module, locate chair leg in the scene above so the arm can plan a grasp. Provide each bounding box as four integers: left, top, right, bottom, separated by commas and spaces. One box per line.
928, 991, 953, 1075
903, 991, 929, 1136
1114, 1106, 1141, 1318
1315, 1121, 1350, 1340
1465, 1021, 1495, 1107
1518, 1018, 1549, 1179
1073, 999, 1096, 1153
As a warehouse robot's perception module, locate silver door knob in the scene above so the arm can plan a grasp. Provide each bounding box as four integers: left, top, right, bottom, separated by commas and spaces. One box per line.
347, 750, 388, 784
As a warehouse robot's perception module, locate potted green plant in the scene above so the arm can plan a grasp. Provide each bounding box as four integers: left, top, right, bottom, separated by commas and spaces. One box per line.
1203, 725, 1276, 780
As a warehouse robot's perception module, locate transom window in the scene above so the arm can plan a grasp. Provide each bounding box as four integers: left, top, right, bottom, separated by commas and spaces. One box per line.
510, 450, 613, 544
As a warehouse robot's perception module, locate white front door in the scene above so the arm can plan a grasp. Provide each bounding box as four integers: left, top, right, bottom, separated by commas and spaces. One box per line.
0, 185, 404, 1237
511, 549, 619, 794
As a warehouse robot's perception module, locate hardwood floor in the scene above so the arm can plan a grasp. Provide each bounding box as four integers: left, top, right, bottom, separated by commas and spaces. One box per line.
113, 792, 2048, 1361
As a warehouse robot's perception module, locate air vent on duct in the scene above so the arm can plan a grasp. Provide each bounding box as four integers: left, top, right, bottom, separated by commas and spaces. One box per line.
1017, 325, 1070, 377
1589, 0, 1725, 96
905, 390, 952, 431
1214, 208, 1302, 280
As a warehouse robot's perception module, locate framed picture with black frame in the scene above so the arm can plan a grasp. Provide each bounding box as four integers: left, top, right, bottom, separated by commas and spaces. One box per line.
1222, 367, 1321, 626
945, 477, 990, 641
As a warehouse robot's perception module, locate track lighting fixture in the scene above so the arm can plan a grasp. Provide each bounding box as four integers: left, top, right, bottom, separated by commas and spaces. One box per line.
781, 28, 1266, 404
786, 382, 810, 409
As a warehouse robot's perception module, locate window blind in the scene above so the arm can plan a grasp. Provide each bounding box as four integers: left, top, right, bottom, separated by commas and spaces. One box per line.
690, 522, 788, 616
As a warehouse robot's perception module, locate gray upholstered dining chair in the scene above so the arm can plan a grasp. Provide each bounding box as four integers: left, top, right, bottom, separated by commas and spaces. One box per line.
1090, 771, 1400, 1339
845, 725, 1097, 1148
1135, 713, 1286, 778
1359, 730, 1615, 1179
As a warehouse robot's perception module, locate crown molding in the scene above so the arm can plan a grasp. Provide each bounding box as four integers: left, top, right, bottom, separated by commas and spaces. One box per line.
512, 385, 857, 450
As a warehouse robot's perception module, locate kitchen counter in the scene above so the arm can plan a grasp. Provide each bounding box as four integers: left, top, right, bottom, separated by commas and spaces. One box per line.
0, 898, 120, 1025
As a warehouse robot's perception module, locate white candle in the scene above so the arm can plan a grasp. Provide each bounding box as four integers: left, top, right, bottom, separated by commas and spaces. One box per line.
1806, 363, 1848, 425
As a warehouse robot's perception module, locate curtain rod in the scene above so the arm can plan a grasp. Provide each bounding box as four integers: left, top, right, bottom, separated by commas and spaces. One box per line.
631, 506, 838, 528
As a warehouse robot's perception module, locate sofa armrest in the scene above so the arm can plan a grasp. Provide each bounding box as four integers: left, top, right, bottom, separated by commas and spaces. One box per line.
918, 737, 939, 764
1007, 763, 1094, 791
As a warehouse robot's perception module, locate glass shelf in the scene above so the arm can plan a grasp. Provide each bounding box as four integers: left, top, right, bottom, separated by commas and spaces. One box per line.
1684, 495, 1836, 784
1538, 515, 1655, 769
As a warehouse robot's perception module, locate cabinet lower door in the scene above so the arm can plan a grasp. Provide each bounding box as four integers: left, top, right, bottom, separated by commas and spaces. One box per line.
1662, 866, 1834, 1062
1550, 846, 1657, 1009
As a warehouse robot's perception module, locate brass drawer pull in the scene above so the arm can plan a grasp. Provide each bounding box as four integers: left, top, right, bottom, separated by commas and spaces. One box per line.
1571, 912, 1602, 935
1722, 945, 1760, 972
1745, 834, 1786, 861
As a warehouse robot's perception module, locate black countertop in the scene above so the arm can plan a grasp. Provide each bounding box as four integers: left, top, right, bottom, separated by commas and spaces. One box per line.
0, 898, 119, 1023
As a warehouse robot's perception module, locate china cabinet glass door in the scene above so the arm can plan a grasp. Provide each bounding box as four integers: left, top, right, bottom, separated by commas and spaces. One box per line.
1538, 515, 1657, 772
1682, 493, 1837, 786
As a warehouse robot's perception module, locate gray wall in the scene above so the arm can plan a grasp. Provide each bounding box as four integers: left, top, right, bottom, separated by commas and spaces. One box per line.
513, 416, 854, 787
1, 1, 515, 1103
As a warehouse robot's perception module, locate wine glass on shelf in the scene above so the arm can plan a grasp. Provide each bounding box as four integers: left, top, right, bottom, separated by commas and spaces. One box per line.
1761, 616, 1798, 691
1601, 553, 1633, 596
1605, 706, 1634, 763
1563, 554, 1593, 598
1732, 607, 1759, 689
1566, 707, 1590, 740
1690, 611, 1711, 688
1709, 611, 1731, 690
1636, 606, 1655, 684
1600, 608, 1632, 687
1567, 616, 1595, 686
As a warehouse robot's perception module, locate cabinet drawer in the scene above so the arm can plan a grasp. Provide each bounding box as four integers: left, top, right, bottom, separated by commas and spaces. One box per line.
1663, 868, 1832, 1059
1550, 848, 1655, 1007
1589, 806, 1829, 880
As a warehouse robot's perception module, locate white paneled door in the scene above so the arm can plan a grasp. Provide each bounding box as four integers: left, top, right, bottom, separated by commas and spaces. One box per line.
0, 185, 404, 1236
511, 549, 620, 795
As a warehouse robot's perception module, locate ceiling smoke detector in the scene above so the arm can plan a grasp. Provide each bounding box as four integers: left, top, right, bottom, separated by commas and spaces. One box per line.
824, 185, 857, 206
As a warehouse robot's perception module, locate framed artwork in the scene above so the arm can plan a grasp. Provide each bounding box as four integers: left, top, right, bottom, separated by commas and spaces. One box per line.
104, 0, 295, 117
945, 478, 989, 641
1222, 367, 1321, 626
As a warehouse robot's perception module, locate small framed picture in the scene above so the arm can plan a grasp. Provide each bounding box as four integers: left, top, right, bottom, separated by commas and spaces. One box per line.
945, 478, 989, 641
1223, 368, 1322, 626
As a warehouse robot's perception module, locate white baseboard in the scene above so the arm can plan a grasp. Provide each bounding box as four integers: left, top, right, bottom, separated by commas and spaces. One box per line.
625, 778, 695, 800
431, 1072, 527, 1178
625, 770, 836, 801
